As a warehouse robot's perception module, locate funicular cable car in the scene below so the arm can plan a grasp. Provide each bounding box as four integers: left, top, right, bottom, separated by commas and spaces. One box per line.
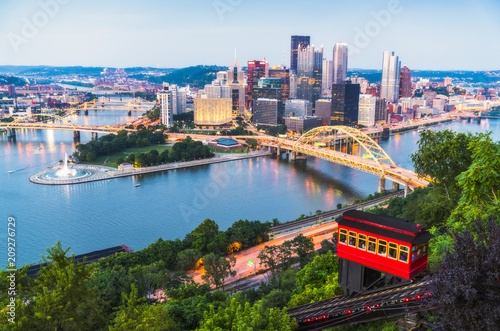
337, 210, 433, 295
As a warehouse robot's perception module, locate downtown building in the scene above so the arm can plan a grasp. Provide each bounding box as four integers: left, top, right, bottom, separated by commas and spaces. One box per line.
290, 35, 310, 73
253, 98, 280, 125
322, 59, 333, 93
194, 98, 232, 126
315, 99, 332, 125
252, 78, 283, 124
296, 45, 323, 107
380, 51, 401, 103
227, 57, 247, 116
284, 99, 312, 117
157, 83, 174, 127
358, 94, 377, 127
399, 66, 412, 98
331, 82, 360, 126
246, 59, 269, 109
333, 43, 348, 84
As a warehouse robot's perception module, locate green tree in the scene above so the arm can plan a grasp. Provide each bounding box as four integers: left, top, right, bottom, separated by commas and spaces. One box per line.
197, 296, 296, 331
109, 285, 178, 331
201, 253, 236, 290
176, 249, 202, 271
289, 234, 315, 268
128, 262, 167, 303
452, 133, 500, 225
5, 241, 107, 330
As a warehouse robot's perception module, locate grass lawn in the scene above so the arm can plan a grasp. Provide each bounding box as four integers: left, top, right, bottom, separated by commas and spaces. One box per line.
208, 146, 248, 154
81, 145, 172, 168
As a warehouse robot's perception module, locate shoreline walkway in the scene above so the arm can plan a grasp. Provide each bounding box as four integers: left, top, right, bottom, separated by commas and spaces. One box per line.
30, 150, 272, 185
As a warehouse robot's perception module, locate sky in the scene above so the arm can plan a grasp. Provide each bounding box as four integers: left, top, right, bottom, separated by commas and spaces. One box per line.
0, 0, 499, 71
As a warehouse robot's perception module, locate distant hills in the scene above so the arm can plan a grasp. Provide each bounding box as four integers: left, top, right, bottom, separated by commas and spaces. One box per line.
0, 75, 27, 86
0, 65, 498, 88
130, 65, 228, 88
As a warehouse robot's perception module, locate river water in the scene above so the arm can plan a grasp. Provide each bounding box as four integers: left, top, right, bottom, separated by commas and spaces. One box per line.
1, 112, 498, 267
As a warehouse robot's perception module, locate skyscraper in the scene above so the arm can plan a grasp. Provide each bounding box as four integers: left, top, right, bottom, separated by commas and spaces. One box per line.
157, 83, 173, 127
333, 43, 348, 84
381, 51, 401, 103
399, 66, 412, 98
322, 60, 333, 92
269, 66, 290, 101
331, 82, 360, 126
290, 35, 310, 73
358, 94, 377, 127
227, 56, 246, 115
246, 59, 269, 109
296, 45, 323, 105
252, 78, 283, 123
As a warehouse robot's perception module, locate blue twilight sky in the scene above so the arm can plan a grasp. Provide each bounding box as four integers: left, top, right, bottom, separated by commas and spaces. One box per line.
0, 0, 499, 70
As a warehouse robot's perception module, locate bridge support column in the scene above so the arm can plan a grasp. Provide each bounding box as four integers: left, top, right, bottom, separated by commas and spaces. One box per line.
84, 109, 88, 116
7, 128, 16, 142
378, 177, 386, 193
404, 184, 409, 198
73, 131, 80, 143
291, 151, 296, 161
128, 111, 132, 116
91, 132, 98, 140
276, 145, 280, 156
392, 181, 399, 191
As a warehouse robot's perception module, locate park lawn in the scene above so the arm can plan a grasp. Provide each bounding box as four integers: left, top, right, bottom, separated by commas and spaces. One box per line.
208, 146, 248, 154
81, 145, 172, 168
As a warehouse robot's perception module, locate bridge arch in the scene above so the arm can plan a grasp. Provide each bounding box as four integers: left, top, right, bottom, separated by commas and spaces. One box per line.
294, 126, 396, 174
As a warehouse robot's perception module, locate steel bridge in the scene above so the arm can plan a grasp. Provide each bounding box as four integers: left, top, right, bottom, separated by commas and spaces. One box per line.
0, 114, 128, 141
234, 126, 429, 192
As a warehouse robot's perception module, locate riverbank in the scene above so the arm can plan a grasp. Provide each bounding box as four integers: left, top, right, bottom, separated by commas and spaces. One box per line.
29, 149, 272, 185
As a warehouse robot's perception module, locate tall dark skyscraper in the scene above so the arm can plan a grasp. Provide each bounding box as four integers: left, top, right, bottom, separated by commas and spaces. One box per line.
399, 66, 412, 98
331, 82, 360, 126
290, 35, 310, 73
252, 78, 283, 123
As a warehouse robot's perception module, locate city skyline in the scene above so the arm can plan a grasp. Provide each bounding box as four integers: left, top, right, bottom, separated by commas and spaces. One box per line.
1, 0, 499, 70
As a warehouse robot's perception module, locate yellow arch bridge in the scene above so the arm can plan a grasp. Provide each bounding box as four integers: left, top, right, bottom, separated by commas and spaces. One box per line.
234, 126, 429, 194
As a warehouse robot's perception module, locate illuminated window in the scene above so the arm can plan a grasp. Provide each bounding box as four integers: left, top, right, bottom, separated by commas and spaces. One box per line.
399, 246, 409, 263
378, 240, 387, 256
388, 243, 398, 260
357, 234, 367, 250
348, 231, 357, 247
367, 237, 377, 253
339, 229, 347, 245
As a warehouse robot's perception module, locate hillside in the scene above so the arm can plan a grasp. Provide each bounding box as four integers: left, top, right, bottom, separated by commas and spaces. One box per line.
130, 65, 228, 88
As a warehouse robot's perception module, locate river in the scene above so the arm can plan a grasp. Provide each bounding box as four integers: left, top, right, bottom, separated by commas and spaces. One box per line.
1, 112, 499, 267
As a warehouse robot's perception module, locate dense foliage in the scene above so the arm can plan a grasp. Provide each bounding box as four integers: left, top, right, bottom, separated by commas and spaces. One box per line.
74, 129, 165, 162
0, 75, 26, 87
428, 218, 500, 330
257, 124, 287, 137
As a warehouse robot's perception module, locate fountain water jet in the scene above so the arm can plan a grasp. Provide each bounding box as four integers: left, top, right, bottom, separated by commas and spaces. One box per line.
55, 153, 77, 178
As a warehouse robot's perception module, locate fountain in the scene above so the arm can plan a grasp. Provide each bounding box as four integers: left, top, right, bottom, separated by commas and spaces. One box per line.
55, 153, 77, 178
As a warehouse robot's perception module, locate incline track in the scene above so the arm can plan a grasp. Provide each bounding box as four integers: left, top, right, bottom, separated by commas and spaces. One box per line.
288, 278, 434, 330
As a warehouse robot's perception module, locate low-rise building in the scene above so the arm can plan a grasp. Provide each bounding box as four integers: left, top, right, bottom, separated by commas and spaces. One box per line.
194, 98, 232, 126
285, 116, 323, 132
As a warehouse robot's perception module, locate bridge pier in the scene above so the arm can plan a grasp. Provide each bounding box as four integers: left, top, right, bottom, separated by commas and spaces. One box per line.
91, 132, 98, 140
291, 151, 296, 161
378, 177, 386, 193
7, 128, 16, 142
276, 145, 281, 156
404, 183, 409, 198
128, 111, 132, 116
392, 182, 399, 191
84, 109, 88, 116
73, 131, 81, 143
